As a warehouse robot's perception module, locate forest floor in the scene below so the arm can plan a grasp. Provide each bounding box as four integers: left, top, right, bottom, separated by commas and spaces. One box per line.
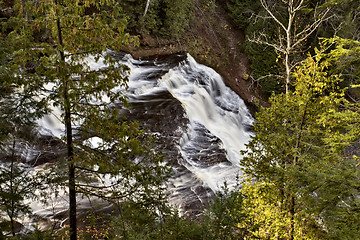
122, 1, 267, 115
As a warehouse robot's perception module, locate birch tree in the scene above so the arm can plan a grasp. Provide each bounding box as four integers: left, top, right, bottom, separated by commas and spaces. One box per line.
250, 0, 332, 93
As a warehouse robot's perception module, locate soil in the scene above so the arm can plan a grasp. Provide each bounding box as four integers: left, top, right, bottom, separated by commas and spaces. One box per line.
121, 0, 268, 116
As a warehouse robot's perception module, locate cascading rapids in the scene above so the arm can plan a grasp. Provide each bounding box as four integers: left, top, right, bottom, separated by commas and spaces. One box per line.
157, 54, 253, 192
0, 51, 254, 231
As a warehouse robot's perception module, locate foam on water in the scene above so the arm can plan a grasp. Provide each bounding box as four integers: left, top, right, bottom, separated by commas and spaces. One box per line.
158, 54, 253, 192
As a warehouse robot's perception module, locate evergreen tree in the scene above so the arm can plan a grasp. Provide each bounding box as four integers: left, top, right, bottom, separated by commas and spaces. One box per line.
202, 182, 247, 240
241, 49, 360, 239
322, 37, 360, 101
226, 0, 359, 96
0, 19, 49, 237
116, 0, 193, 37
318, 0, 360, 40
0, 153, 41, 236
5, 1, 170, 239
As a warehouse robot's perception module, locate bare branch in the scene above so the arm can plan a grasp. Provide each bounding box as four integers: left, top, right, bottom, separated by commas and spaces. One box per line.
260, 0, 287, 32
293, 0, 305, 12
248, 32, 286, 54
293, 8, 332, 49
251, 0, 333, 92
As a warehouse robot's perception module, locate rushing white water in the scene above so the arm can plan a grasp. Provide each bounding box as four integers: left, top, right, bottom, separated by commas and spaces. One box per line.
117, 53, 253, 192
37, 51, 253, 197
1, 52, 253, 232
159, 55, 253, 192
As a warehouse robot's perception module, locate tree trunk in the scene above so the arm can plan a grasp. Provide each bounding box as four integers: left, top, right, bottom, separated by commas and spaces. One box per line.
285, 1, 294, 94
257, 0, 330, 93
288, 99, 309, 239
285, 51, 291, 94
289, 196, 295, 240
10, 139, 16, 236
66, 99, 76, 240
10, 217, 15, 237
55, 2, 77, 239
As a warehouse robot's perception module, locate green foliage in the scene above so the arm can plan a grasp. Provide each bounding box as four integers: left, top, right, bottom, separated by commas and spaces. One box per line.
96, 202, 203, 240
225, 0, 284, 95
239, 178, 324, 239
0, 32, 48, 145
3, 0, 170, 238
0, 19, 50, 237
0, 160, 39, 236
201, 182, 247, 240
106, 187, 246, 240
225, 0, 360, 95
160, 211, 203, 240
13, 228, 53, 240
241, 50, 360, 239
318, 0, 360, 40
226, 0, 261, 30
7, 0, 168, 186
244, 36, 283, 95
73, 109, 170, 205
160, 0, 193, 37
321, 37, 360, 99
117, 0, 194, 37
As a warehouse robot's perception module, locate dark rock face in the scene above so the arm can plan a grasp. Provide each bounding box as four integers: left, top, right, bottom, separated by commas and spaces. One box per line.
124, 92, 187, 161
180, 123, 228, 166
0, 134, 66, 166
30, 135, 67, 166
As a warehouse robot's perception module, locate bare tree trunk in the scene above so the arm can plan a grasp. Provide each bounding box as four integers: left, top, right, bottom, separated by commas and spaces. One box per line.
285, 50, 291, 94
252, 0, 331, 93
144, 0, 152, 17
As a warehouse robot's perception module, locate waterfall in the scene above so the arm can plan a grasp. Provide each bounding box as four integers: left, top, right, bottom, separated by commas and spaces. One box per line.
158, 54, 253, 192
118, 52, 254, 212
0, 52, 253, 230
